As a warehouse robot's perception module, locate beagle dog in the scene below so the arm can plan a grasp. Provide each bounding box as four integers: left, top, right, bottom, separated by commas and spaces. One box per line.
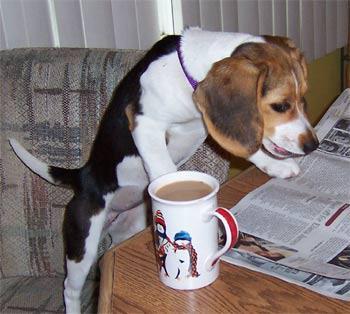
9, 28, 318, 313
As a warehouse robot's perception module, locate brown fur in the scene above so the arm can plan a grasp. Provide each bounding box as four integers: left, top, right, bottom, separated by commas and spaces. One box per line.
193, 57, 266, 158
125, 103, 137, 131
193, 37, 309, 156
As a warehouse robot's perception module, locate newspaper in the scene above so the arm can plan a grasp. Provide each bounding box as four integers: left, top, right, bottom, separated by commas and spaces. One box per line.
222, 89, 350, 301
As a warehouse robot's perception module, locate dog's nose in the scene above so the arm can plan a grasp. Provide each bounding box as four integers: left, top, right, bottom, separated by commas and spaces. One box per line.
303, 138, 319, 154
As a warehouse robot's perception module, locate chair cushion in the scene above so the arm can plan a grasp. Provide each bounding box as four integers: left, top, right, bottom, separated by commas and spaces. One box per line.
180, 138, 230, 184
0, 276, 98, 314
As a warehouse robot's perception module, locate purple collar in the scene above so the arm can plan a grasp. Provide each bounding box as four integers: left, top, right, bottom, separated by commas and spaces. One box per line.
176, 38, 198, 90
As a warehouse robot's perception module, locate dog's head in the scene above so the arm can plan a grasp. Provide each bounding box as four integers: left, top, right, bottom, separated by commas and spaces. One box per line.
193, 35, 319, 160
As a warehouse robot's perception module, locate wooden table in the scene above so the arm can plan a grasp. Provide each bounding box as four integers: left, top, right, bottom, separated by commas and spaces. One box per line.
98, 167, 349, 313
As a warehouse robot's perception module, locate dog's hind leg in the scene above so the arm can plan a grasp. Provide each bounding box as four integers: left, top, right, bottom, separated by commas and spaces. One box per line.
104, 185, 148, 245
63, 196, 107, 314
108, 202, 148, 245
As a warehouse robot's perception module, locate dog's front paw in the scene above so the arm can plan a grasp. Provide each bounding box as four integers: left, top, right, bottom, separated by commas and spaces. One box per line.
260, 158, 300, 179
148, 164, 177, 182
249, 149, 301, 179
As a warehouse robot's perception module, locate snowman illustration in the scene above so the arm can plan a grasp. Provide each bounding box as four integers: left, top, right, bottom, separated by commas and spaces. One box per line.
165, 230, 200, 279
154, 210, 173, 276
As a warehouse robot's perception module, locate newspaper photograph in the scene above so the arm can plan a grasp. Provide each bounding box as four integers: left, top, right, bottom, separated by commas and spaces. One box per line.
223, 89, 350, 300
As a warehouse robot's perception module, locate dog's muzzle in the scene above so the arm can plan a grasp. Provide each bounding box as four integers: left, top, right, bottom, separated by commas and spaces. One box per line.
302, 137, 319, 154
300, 131, 319, 155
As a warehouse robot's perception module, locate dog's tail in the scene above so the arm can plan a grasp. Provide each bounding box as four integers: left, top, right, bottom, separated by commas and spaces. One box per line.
9, 139, 80, 189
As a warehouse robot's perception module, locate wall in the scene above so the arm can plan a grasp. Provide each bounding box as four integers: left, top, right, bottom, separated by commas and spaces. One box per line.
306, 49, 342, 125
229, 49, 343, 177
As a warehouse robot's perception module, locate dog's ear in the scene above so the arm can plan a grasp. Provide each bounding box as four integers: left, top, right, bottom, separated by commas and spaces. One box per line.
193, 57, 267, 158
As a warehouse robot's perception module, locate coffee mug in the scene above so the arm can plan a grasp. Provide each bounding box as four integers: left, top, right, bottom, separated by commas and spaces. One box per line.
148, 171, 239, 290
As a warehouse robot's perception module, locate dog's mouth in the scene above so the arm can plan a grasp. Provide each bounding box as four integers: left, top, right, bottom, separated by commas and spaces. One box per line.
262, 139, 304, 160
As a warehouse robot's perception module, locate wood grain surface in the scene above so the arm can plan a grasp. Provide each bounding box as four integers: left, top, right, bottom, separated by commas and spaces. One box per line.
98, 167, 350, 313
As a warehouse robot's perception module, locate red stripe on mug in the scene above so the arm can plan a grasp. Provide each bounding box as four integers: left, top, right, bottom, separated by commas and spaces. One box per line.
216, 207, 239, 249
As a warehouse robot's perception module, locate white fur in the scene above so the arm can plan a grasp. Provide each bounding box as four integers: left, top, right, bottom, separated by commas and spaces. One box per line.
64, 209, 107, 314
107, 203, 148, 245
270, 118, 309, 154
166, 119, 207, 167
181, 28, 265, 82
9, 139, 55, 184
116, 155, 149, 188
132, 115, 178, 180
292, 70, 300, 97
249, 149, 300, 178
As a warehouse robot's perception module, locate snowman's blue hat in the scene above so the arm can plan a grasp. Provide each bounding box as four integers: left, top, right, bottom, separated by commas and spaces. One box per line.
174, 230, 192, 242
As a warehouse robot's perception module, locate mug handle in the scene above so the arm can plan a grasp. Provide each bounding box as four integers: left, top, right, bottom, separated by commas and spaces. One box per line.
205, 207, 239, 271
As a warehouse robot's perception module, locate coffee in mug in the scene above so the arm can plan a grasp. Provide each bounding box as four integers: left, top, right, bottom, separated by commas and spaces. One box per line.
155, 180, 213, 201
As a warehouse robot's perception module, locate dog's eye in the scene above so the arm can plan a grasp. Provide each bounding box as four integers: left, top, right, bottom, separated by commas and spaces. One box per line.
271, 102, 291, 113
